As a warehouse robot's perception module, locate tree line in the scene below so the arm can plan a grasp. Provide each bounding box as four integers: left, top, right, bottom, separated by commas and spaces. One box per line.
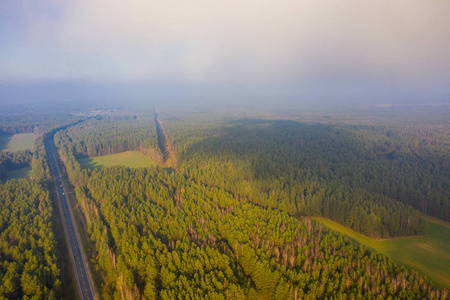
0, 113, 83, 135
168, 119, 445, 237
60, 161, 448, 298
54, 121, 449, 298
0, 114, 83, 299
0, 151, 33, 181
57, 116, 163, 164
55, 115, 449, 237
0, 178, 61, 299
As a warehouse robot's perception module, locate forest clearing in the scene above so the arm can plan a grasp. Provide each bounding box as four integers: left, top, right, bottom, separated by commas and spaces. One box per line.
0, 133, 34, 152
3, 166, 31, 180
1, 110, 448, 299
77, 150, 158, 170
2, 1, 449, 297
314, 216, 450, 289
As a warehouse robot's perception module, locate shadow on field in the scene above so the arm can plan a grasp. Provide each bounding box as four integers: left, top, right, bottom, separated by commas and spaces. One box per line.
0, 134, 12, 152
80, 158, 102, 170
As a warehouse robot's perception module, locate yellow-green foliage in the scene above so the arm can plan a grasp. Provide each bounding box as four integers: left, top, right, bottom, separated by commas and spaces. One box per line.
0, 179, 61, 298
314, 217, 450, 289
78, 151, 158, 170
0, 133, 34, 152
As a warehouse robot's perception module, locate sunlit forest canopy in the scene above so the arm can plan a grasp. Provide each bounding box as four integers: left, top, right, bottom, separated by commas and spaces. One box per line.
1, 0, 450, 298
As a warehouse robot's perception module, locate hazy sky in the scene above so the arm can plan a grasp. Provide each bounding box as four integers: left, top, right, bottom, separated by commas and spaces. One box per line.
1, 0, 450, 109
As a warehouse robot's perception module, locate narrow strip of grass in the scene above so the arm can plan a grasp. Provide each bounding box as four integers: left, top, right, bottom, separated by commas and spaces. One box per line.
78, 151, 158, 170
314, 216, 450, 289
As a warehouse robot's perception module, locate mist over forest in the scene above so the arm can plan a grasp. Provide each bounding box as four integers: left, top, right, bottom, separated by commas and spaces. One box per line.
1, 1, 450, 299
1, 80, 449, 115
1, 1, 450, 114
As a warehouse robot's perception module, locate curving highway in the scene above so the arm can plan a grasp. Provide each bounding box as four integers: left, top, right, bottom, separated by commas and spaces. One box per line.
45, 139, 95, 300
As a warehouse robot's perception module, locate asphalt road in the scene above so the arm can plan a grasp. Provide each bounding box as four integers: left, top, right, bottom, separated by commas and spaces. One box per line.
45, 139, 95, 300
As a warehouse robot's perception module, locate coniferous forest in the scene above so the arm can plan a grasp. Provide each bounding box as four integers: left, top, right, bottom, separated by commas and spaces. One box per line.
50, 109, 449, 299
2, 1, 450, 298
0, 115, 71, 299
1, 109, 449, 299
0, 179, 60, 299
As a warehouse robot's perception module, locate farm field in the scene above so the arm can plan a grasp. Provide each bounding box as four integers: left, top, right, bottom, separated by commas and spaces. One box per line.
3, 166, 32, 181
78, 151, 158, 170
314, 216, 450, 289
0, 133, 34, 152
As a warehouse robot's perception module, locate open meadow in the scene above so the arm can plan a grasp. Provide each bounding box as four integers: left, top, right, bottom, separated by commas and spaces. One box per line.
314, 216, 450, 289
0, 133, 34, 152
3, 166, 32, 181
77, 151, 158, 170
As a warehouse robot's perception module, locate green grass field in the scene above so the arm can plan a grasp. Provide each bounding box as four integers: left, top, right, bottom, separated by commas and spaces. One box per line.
78, 151, 158, 170
3, 166, 32, 181
314, 216, 450, 289
0, 133, 34, 152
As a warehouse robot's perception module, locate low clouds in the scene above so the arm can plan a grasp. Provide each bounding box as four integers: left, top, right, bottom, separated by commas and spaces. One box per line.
1, 0, 449, 102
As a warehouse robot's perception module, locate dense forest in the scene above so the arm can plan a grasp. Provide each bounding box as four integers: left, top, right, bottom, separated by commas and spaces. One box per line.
0, 113, 83, 135
0, 151, 33, 181
55, 154, 447, 298
164, 117, 449, 237
58, 114, 449, 238
53, 113, 449, 299
2, 110, 446, 298
57, 116, 163, 164
0, 114, 83, 299
0, 179, 61, 299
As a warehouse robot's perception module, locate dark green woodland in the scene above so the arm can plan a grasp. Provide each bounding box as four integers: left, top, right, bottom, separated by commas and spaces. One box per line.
1, 110, 449, 299
51, 111, 449, 299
